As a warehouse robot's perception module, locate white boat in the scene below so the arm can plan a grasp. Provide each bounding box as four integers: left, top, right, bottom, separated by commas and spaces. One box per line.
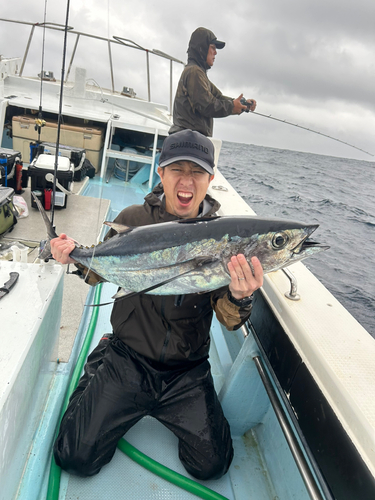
1, 17, 375, 500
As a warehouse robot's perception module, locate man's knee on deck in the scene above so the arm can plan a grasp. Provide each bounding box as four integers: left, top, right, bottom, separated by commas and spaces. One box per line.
179, 442, 234, 480
53, 436, 107, 477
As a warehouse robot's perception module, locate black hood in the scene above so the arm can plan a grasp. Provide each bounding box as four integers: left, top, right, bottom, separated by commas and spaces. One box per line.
187, 27, 223, 71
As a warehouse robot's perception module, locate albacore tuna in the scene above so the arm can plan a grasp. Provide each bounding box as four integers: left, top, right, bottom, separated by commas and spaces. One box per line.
33, 193, 329, 296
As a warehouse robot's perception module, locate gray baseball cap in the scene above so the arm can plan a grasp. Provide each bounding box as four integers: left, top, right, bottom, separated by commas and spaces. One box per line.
159, 130, 215, 174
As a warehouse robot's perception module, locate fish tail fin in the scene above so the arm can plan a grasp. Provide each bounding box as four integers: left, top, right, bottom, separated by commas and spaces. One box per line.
31, 192, 59, 260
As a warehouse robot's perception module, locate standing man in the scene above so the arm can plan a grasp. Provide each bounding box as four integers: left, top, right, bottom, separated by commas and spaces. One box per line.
51, 129, 263, 480
169, 27, 257, 137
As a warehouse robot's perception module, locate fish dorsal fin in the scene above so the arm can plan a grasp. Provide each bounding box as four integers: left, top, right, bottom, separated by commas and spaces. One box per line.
103, 222, 133, 234
31, 191, 59, 240
104, 216, 219, 234
175, 215, 220, 225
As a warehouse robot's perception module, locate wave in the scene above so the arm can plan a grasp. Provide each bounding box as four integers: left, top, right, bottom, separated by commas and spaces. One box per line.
347, 217, 375, 228
219, 141, 375, 338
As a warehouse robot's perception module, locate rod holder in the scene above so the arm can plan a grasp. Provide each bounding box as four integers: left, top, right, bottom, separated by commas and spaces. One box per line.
282, 267, 300, 300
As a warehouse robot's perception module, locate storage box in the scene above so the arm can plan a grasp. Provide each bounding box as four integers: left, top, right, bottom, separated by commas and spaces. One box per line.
54, 191, 66, 207
29, 154, 74, 209
34, 142, 94, 181
34, 142, 85, 167
0, 147, 22, 188
12, 115, 104, 171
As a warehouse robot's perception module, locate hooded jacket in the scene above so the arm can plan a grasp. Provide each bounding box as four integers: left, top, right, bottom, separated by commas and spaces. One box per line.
75, 183, 252, 367
169, 27, 234, 137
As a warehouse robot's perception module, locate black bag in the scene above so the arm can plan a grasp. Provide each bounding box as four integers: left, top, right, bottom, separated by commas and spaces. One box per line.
74, 158, 96, 181
0, 187, 18, 236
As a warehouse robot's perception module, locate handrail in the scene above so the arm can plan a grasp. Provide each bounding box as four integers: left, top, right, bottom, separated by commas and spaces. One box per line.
112, 39, 185, 106
242, 321, 334, 500
253, 355, 325, 500
0, 18, 184, 112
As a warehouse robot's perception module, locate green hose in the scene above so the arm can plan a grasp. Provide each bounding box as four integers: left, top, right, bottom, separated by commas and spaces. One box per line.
46, 283, 229, 500
46, 283, 103, 500
117, 439, 230, 500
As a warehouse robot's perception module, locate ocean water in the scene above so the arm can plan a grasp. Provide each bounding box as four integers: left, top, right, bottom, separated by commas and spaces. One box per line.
218, 141, 375, 338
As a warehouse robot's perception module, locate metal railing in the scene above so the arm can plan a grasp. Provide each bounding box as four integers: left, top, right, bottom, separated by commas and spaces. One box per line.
241, 321, 334, 500
0, 18, 185, 113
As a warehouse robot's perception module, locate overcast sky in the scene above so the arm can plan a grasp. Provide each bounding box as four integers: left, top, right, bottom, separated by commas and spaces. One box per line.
1, 0, 374, 161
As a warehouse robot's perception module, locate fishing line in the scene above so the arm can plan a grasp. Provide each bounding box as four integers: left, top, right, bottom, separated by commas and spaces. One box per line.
90, 0, 113, 258
83, 0, 112, 278
51, 0, 71, 229
86, 0, 114, 276
251, 110, 374, 157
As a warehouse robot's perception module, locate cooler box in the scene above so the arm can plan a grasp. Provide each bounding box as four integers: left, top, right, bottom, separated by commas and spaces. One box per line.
12, 115, 104, 171
34, 142, 85, 168
34, 142, 95, 181
0, 147, 22, 188
29, 154, 74, 209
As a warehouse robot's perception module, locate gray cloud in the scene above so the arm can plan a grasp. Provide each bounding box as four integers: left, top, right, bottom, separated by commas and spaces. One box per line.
1, 0, 374, 160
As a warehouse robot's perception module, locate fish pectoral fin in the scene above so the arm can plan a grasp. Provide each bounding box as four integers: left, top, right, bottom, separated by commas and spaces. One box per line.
103, 222, 133, 234
109, 257, 220, 303
112, 287, 133, 299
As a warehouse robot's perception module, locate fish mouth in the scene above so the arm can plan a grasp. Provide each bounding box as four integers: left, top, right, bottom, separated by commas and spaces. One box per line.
294, 239, 326, 253
292, 225, 329, 255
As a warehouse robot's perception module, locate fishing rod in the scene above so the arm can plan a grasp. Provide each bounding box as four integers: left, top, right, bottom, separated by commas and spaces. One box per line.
36, 3, 48, 143
50, 0, 71, 228
241, 100, 374, 158
252, 111, 374, 158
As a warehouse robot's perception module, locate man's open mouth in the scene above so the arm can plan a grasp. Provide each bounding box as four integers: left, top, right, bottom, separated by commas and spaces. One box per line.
177, 192, 193, 205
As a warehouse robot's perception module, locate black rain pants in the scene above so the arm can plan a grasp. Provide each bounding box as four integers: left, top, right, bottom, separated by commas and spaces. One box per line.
53, 335, 233, 480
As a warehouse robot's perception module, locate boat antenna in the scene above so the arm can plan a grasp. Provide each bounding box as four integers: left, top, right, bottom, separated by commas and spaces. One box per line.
36, 1, 48, 142
251, 110, 374, 158
51, 0, 71, 228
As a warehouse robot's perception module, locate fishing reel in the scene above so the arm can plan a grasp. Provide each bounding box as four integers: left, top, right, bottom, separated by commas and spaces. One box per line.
240, 97, 254, 113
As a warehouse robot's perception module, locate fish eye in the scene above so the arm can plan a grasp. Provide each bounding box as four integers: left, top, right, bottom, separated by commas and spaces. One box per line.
272, 232, 289, 249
